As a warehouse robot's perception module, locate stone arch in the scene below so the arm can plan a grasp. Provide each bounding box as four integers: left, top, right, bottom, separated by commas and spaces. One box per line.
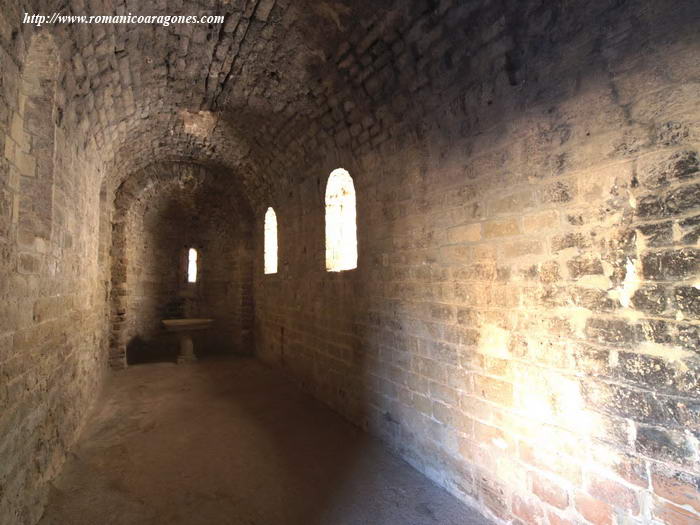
13, 31, 59, 253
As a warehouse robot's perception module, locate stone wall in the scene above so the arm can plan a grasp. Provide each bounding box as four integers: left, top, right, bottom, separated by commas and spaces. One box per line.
110, 163, 253, 365
254, 1, 700, 524
0, 16, 109, 525
0, 0, 698, 524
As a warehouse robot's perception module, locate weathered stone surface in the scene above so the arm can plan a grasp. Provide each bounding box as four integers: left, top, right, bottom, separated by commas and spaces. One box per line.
585, 318, 635, 347
665, 184, 700, 216
636, 221, 673, 247
651, 465, 700, 514
0, 0, 698, 524
587, 474, 640, 515
636, 426, 695, 466
641, 249, 700, 281
674, 286, 700, 319
631, 285, 668, 315
678, 214, 700, 245
637, 149, 699, 189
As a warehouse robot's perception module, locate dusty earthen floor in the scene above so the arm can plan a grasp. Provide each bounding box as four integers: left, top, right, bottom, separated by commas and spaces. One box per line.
38, 357, 490, 525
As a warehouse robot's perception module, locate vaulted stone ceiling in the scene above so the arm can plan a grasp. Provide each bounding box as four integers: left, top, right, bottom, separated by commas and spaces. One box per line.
16, 0, 405, 205
12, 0, 697, 207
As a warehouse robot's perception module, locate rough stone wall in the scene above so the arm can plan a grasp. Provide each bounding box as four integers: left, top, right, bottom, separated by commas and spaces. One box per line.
0, 0, 378, 519
255, 1, 700, 524
0, 16, 109, 525
111, 163, 253, 365
0, 0, 698, 524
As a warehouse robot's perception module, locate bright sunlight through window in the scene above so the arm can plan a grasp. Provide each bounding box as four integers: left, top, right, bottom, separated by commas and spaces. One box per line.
187, 248, 198, 283
325, 168, 357, 272
264, 207, 278, 274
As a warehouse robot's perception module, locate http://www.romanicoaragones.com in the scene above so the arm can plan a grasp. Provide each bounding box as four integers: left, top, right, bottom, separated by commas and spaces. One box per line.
22, 12, 225, 27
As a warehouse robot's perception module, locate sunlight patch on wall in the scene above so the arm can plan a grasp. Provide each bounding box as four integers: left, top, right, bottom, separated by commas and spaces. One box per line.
181, 109, 217, 138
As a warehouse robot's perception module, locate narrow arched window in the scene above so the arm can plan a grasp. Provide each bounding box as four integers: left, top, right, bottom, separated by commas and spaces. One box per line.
325, 168, 357, 272
264, 207, 278, 274
187, 248, 198, 283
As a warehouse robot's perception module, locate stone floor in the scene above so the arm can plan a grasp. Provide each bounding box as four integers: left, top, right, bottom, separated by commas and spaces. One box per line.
38, 357, 490, 525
